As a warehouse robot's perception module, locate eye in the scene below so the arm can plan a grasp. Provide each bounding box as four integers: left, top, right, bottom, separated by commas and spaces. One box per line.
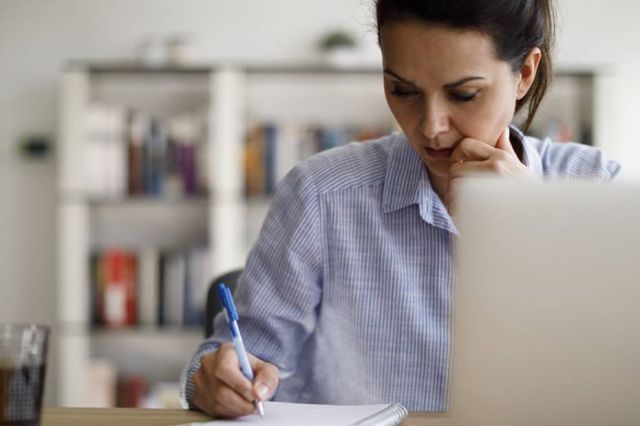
448, 91, 479, 102
390, 84, 419, 98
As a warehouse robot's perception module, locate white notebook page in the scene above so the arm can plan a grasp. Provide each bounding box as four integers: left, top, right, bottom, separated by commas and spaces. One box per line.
178, 401, 405, 426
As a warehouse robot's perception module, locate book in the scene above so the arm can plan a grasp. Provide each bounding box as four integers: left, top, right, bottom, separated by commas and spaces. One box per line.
85, 103, 128, 198
183, 245, 211, 326
102, 249, 137, 327
144, 118, 167, 196
86, 358, 117, 407
127, 111, 148, 195
161, 251, 186, 326
91, 244, 211, 329
137, 247, 159, 327
177, 401, 408, 426
117, 374, 149, 408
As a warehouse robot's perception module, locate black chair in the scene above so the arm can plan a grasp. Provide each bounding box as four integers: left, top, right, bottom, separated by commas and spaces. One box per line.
204, 269, 244, 338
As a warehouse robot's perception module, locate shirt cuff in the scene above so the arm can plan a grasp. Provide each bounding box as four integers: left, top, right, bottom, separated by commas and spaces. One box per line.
179, 342, 221, 410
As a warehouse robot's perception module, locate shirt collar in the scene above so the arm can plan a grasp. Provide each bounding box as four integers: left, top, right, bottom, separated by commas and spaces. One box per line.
382, 133, 457, 233
382, 126, 541, 233
382, 133, 426, 214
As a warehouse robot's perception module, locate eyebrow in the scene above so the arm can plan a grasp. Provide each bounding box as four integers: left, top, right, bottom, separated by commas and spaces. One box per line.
383, 68, 486, 89
383, 68, 418, 86
443, 76, 486, 89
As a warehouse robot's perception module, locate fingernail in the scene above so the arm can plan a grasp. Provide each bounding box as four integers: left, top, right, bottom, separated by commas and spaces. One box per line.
257, 384, 269, 400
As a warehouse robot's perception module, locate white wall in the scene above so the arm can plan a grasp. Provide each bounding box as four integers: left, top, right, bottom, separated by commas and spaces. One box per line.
0, 0, 638, 404
555, 0, 640, 175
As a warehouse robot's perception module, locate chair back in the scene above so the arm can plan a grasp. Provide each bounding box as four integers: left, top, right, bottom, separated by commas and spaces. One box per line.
204, 269, 244, 338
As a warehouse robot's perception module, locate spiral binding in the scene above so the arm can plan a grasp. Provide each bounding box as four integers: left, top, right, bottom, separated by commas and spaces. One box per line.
350, 403, 408, 426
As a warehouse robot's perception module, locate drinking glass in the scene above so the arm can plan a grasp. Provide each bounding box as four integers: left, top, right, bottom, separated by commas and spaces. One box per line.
0, 325, 49, 426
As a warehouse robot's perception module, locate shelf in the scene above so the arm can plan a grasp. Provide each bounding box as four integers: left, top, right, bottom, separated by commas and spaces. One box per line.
86, 196, 210, 206
88, 199, 208, 249
67, 60, 382, 75
68, 60, 597, 79
90, 328, 204, 381
57, 323, 203, 337
90, 326, 203, 338
89, 74, 210, 119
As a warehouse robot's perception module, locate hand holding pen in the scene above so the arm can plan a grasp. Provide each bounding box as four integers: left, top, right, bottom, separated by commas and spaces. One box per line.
218, 283, 266, 417
191, 284, 280, 419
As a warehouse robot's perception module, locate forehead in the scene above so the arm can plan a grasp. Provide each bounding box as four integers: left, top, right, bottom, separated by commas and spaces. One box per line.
380, 21, 501, 80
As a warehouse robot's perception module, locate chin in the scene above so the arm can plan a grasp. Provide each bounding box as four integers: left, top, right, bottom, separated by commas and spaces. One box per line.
423, 161, 450, 178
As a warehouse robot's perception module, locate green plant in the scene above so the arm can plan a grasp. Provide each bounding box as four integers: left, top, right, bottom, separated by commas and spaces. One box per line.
318, 30, 357, 51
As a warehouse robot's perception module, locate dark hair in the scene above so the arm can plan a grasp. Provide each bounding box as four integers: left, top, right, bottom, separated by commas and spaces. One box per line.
376, 0, 555, 131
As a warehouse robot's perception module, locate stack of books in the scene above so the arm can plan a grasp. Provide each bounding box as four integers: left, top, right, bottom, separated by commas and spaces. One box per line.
244, 122, 391, 197
89, 244, 211, 329
85, 103, 208, 199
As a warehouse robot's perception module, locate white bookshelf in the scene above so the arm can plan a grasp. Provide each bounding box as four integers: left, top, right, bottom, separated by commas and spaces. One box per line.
55, 63, 392, 407
56, 62, 599, 407
56, 65, 246, 407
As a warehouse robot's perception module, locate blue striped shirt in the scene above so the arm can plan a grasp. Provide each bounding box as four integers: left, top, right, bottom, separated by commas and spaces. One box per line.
180, 127, 620, 411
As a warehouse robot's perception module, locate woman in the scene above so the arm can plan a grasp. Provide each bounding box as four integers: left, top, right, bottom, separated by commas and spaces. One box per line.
181, 0, 620, 417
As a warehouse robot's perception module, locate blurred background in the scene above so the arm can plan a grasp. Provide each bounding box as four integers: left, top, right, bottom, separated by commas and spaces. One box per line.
0, 0, 637, 409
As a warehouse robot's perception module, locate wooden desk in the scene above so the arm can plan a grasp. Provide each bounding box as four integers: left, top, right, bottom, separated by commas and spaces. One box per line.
42, 407, 451, 425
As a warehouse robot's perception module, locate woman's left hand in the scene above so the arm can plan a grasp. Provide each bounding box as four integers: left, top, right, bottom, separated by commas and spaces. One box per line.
445, 127, 537, 215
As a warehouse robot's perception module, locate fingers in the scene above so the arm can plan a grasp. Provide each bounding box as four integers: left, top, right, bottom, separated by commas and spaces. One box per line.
449, 128, 517, 179
192, 343, 262, 419
449, 157, 506, 179
250, 355, 280, 401
450, 137, 505, 163
215, 344, 255, 401
494, 127, 516, 156
193, 370, 256, 418
450, 127, 513, 164
451, 138, 491, 163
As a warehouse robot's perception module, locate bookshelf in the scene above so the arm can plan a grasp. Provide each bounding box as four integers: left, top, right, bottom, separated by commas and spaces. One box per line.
56, 62, 600, 408
55, 63, 393, 408
56, 65, 246, 407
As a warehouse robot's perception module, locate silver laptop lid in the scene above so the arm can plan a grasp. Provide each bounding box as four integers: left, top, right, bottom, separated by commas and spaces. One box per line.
451, 180, 640, 426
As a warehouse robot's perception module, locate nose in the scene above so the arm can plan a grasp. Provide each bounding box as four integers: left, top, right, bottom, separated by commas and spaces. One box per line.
420, 99, 450, 141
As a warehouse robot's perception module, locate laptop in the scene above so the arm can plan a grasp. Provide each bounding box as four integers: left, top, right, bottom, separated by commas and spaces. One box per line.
450, 179, 640, 426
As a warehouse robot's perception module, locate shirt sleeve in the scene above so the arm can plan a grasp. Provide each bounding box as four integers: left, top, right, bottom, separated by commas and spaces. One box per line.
179, 162, 324, 409
534, 138, 621, 180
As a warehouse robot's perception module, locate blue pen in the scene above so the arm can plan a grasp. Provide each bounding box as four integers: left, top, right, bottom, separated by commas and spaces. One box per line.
217, 283, 265, 417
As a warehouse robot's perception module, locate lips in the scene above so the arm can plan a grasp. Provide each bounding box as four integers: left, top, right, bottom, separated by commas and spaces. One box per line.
425, 147, 454, 159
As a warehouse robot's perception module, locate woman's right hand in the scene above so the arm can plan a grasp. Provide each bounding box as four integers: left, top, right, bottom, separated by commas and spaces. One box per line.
192, 342, 280, 418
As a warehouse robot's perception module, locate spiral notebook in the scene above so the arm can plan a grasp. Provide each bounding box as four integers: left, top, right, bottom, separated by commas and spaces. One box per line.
177, 401, 408, 426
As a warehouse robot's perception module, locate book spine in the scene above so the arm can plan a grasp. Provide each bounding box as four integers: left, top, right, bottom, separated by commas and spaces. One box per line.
145, 119, 167, 197
264, 123, 277, 195
162, 252, 185, 326
157, 253, 166, 327
101, 249, 137, 328
179, 141, 197, 195
124, 252, 137, 326
103, 250, 127, 327
127, 112, 147, 195
117, 375, 148, 408
138, 247, 159, 327
244, 124, 266, 196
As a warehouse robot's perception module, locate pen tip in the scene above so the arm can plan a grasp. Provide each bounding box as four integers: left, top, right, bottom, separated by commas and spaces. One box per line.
257, 400, 265, 418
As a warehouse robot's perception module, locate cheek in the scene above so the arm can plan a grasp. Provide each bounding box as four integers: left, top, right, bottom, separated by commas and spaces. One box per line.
385, 96, 419, 131
453, 94, 514, 145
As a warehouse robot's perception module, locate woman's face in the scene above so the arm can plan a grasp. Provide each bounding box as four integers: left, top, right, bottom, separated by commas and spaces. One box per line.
380, 21, 523, 178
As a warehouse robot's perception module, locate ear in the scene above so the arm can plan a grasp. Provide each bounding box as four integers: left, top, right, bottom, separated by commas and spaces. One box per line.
516, 47, 542, 100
